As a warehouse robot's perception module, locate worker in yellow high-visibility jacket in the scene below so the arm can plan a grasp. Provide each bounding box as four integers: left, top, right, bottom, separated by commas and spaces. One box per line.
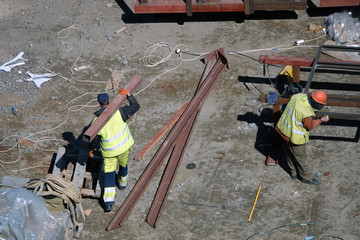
275, 90, 329, 185
88, 89, 140, 212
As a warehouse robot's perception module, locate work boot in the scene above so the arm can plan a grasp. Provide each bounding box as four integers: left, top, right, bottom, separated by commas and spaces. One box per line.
104, 204, 112, 213
301, 178, 320, 185
291, 175, 298, 180
115, 178, 126, 190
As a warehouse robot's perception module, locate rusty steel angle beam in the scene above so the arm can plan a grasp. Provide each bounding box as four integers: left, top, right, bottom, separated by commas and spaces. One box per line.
259, 55, 360, 67
146, 109, 200, 228
146, 50, 227, 228
106, 48, 228, 231
135, 102, 189, 160
84, 75, 142, 142
259, 93, 360, 108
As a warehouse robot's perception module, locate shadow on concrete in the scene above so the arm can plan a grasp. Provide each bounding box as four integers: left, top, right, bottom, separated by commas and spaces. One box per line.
238, 74, 360, 92
310, 118, 360, 142
237, 109, 290, 175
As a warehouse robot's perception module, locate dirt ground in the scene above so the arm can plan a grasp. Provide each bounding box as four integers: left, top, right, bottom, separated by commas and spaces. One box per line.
1, 0, 360, 239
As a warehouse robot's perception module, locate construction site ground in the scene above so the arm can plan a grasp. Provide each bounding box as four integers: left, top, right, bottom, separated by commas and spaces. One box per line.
0, 0, 359, 239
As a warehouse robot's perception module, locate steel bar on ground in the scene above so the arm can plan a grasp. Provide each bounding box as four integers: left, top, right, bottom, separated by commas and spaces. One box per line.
146, 109, 199, 228
146, 50, 219, 227
135, 102, 189, 160
106, 49, 228, 231
259, 93, 360, 108
84, 75, 142, 142
258, 55, 360, 67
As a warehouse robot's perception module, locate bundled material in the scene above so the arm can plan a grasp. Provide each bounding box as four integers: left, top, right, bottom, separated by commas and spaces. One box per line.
323, 10, 360, 45
25, 174, 86, 227
0, 188, 66, 239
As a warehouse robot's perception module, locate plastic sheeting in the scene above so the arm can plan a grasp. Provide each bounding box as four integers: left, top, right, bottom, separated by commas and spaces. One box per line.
0, 188, 66, 240
323, 10, 360, 45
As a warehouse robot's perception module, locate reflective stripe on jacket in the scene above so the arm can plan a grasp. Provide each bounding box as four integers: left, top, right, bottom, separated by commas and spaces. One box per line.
276, 93, 315, 145
92, 110, 134, 158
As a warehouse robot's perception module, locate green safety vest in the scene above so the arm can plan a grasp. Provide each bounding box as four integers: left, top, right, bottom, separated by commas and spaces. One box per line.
276, 93, 315, 145
92, 110, 134, 158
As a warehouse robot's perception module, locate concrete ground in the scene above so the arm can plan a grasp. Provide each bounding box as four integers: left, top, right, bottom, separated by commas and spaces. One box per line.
0, 0, 359, 239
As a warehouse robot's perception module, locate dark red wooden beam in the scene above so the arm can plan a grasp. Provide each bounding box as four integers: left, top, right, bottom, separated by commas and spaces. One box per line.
84, 75, 142, 142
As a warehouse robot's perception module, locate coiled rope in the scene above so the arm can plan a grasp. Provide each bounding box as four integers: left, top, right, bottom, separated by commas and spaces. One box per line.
25, 174, 86, 227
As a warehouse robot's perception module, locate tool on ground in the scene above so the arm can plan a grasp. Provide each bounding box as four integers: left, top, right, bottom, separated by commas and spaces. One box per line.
248, 184, 261, 222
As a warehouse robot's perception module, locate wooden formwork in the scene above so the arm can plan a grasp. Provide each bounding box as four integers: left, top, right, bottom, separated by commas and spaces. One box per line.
51, 147, 102, 198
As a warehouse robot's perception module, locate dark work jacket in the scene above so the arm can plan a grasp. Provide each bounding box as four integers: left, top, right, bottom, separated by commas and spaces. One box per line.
88, 94, 140, 150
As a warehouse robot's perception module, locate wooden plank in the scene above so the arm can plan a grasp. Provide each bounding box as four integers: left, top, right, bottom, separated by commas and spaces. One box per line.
84, 75, 142, 142
135, 102, 189, 160
52, 147, 66, 176
72, 148, 89, 189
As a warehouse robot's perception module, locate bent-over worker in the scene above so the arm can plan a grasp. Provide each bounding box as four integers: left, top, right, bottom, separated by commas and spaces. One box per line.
275, 90, 329, 185
88, 89, 140, 212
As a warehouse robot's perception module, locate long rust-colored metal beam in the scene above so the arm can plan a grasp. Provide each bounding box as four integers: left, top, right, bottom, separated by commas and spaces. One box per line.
259, 93, 360, 108
259, 55, 360, 67
145, 49, 221, 228
134, 0, 307, 14
106, 48, 228, 231
146, 109, 200, 227
84, 75, 142, 142
135, 102, 189, 160
319, 0, 360, 7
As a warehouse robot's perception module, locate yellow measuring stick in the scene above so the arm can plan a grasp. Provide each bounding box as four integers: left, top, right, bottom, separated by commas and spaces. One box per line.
248, 184, 261, 222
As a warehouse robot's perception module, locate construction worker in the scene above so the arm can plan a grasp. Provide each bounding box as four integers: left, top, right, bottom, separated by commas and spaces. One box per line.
88, 89, 140, 212
275, 90, 329, 185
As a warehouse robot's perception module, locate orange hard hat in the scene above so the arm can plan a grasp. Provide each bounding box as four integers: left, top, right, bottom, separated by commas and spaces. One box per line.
312, 90, 327, 105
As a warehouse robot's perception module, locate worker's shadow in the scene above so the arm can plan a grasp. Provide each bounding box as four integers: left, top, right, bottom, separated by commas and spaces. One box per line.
237, 108, 290, 174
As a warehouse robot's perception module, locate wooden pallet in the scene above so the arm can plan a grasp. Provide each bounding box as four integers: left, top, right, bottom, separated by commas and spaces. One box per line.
51, 147, 102, 198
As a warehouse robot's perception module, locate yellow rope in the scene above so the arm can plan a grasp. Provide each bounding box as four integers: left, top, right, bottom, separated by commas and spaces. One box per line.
25, 174, 86, 227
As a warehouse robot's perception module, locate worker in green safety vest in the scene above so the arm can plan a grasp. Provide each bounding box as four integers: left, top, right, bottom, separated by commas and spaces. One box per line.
88, 89, 140, 212
275, 90, 329, 185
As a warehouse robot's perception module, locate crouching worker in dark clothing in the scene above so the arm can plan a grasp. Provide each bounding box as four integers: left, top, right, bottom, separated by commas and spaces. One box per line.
88, 89, 140, 212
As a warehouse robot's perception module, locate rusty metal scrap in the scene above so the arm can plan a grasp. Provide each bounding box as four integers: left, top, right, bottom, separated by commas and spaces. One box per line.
106, 48, 228, 231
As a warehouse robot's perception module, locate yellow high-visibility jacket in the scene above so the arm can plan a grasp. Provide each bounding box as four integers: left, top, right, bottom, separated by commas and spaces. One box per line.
276, 93, 315, 145
92, 110, 134, 158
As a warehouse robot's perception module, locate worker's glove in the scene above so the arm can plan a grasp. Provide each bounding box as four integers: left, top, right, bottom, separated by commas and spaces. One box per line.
118, 88, 129, 96
89, 149, 94, 158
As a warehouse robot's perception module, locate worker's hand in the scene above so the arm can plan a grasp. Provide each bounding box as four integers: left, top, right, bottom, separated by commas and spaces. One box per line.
320, 115, 329, 123
89, 149, 94, 158
118, 88, 130, 96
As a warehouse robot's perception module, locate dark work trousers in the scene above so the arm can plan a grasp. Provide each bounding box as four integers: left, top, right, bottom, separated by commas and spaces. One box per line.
283, 141, 311, 181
